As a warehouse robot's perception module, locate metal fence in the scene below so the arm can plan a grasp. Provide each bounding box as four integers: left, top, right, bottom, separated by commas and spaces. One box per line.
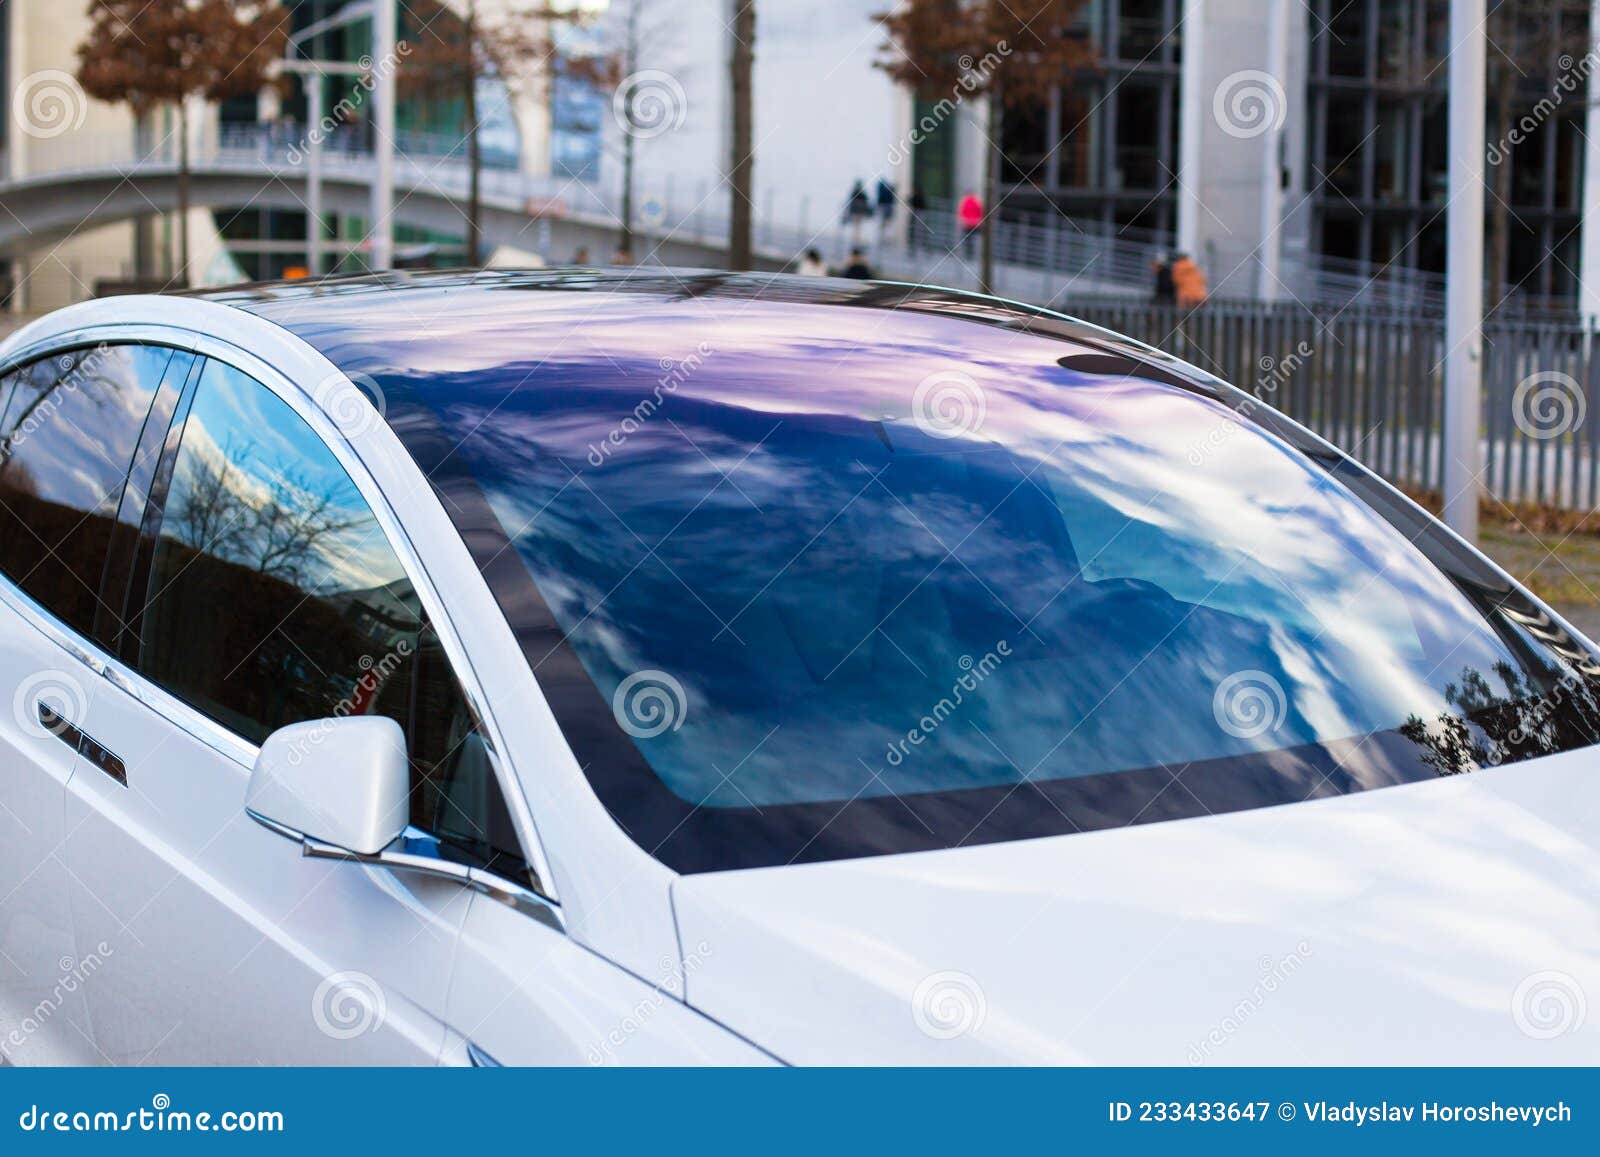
1060, 297, 1600, 512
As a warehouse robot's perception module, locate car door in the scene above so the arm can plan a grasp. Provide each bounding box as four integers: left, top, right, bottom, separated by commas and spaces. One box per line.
0, 343, 179, 1064
61, 354, 518, 1064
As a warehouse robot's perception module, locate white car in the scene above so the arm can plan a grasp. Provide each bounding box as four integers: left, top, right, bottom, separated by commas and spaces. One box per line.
1, 271, 1597, 1066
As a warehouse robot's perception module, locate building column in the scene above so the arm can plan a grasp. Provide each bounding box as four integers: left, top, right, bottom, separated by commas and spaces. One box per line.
1256, 0, 1288, 300
1581, 0, 1600, 322
1176, 0, 1206, 256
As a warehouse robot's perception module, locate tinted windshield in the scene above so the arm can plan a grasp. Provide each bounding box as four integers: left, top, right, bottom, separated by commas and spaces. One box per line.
290, 292, 1600, 872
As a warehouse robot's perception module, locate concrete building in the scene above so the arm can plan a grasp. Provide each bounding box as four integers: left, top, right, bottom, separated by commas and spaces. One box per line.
1, 0, 557, 310
605, 0, 1600, 307
7, 0, 1600, 309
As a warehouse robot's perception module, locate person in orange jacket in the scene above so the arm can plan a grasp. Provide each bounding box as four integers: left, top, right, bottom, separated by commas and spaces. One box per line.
1171, 252, 1208, 308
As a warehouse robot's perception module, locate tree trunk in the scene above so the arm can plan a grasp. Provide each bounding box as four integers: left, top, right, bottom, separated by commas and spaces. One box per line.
980, 89, 1000, 296
465, 63, 482, 264
1485, 68, 1514, 313
177, 101, 191, 286
620, 127, 636, 255
619, 1, 640, 255
727, 0, 756, 270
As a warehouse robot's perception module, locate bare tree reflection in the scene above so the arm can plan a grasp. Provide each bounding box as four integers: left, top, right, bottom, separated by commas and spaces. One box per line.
165, 437, 362, 588
1401, 661, 1600, 776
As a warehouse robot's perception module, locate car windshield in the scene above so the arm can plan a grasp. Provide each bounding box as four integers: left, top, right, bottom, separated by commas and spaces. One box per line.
296, 295, 1600, 873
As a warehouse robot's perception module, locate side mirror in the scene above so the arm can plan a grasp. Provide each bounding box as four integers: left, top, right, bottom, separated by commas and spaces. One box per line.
244, 717, 409, 856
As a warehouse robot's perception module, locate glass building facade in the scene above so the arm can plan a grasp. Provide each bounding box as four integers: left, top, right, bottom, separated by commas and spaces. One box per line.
994, 0, 1592, 304
997, 0, 1183, 242
1307, 0, 1587, 300
215, 0, 524, 279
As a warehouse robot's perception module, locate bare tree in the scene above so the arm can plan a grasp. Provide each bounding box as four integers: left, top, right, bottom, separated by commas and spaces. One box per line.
76, 0, 289, 285
400, 0, 561, 266
589, 0, 686, 256
728, 1, 756, 270
875, 0, 1093, 294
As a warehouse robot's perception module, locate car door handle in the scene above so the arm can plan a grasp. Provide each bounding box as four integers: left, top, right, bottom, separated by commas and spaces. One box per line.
39, 699, 127, 786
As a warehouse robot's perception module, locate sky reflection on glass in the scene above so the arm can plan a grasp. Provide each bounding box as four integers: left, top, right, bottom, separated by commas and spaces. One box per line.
267, 282, 1582, 820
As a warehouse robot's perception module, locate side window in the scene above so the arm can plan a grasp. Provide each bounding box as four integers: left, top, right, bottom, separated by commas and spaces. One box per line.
0, 344, 171, 636
137, 358, 526, 876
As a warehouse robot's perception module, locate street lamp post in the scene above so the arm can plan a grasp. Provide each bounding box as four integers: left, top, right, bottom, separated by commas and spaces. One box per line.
284, 1, 391, 276
1443, 0, 1486, 542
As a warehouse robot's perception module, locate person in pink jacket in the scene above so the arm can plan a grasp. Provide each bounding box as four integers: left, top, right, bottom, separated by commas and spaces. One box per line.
957, 191, 984, 255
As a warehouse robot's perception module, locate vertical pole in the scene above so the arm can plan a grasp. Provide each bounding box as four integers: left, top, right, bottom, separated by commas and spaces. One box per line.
1257, 0, 1287, 301
371, 0, 396, 272
1176, 0, 1206, 256
307, 73, 325, 276
1444, 0, 1486, 541
1580, 0, 1600, 323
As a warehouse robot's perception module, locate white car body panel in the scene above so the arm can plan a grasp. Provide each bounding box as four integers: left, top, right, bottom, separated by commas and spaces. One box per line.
4, 292, 1599, 1066
675, 748, 1600, 1065
0, 298, 707, 1064
0, 615, 98, 1065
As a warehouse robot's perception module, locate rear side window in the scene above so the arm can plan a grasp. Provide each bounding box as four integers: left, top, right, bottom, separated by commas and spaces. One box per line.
0, 345, 171, 635
136, 358, 527, 875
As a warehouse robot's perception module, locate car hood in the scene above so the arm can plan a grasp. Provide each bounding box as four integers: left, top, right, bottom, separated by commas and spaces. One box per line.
672, 749, 1600, 1064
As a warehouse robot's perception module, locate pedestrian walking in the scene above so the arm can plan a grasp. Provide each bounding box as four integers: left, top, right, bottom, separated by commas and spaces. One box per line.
797, 248, 827, 276
1171, 252, 1208, 308
844, 180, 873, 245
1152, 257, 1175, 304
838, 247, 874, 279
957, 190, 984, 256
